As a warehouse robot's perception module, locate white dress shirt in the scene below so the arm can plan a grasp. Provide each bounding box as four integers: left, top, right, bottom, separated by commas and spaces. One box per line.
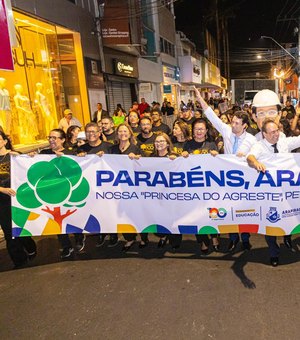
248, 135, 300, 162
204, 106, 256, 154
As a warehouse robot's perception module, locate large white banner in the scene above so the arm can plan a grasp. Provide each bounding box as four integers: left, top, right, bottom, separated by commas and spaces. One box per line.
11, 154, 300, 237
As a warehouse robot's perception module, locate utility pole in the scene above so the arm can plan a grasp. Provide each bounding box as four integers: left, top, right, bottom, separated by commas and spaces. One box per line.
215, 0, 221, 69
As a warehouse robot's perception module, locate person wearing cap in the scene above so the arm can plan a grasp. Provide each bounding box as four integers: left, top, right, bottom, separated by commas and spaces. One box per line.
58, 108, 82, 133
247, 118, 300, 266
250, 89, 297, 259
251, 89, 283, 141
179, 105, 195, 136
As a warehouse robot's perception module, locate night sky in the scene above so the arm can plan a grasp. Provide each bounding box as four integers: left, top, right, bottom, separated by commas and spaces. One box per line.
174, 0, 300, 78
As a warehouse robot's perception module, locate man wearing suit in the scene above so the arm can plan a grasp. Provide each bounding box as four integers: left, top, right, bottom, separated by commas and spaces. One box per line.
92, 103, 109, 122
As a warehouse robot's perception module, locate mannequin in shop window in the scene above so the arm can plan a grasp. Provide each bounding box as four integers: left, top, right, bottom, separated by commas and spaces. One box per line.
35, 82, 54, 136
14, 84, 39, 144
0, 78, 12, 135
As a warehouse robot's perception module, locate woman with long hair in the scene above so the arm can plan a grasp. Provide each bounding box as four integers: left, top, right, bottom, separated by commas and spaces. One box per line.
64, 125, 81, 153
113, 104, 127, 127
182, 118, 220, 253
172, 120, 191, 155
127, 110, 141, 137
0, 131, 37, 268
152, 133, 179, 248
110, 123, 148, 251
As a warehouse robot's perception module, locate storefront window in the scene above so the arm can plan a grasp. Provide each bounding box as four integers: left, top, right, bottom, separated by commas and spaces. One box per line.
0, 11, 87, 148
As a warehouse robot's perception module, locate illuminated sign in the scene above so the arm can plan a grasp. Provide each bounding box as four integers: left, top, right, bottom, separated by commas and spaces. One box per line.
114, 59, 137, 77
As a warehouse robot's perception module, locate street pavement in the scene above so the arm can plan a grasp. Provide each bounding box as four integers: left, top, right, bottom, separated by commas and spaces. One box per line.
0, 234, 300, 339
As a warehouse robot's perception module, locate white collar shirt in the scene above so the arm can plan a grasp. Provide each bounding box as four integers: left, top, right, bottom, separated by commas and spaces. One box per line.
204, 106, 256, 154
248, 135, 300, 162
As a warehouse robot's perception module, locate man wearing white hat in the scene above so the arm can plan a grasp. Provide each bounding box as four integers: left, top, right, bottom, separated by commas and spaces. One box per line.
58, 108, 82, 133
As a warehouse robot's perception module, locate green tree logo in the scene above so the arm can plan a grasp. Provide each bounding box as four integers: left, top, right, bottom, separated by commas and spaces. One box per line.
16, 157, 90, 231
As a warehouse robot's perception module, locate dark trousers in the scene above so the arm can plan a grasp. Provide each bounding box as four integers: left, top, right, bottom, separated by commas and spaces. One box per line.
0, 204, 36, 266
123, 233, 148, 242
57, 233, 85, 249
230, 232, 250, 243
195, 234, 210, 246
265, 235, 291, 258
168, 234, 182, 248
265, 235, 280, 258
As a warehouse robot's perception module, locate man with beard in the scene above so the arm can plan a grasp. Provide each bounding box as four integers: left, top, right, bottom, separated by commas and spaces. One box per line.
136, 116, 156, 157
101, 116, 116, 144
151, 109, 171, 135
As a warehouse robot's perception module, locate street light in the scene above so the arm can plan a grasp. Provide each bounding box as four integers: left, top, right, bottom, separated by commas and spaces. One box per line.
261, 36, 297, 63
261, 35, 300, 99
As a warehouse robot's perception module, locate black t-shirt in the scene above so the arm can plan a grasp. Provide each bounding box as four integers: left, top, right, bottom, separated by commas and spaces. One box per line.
180, 117, 195, 136
64, 141, 79, 154
40, 148, 74, 155
110, 143, 141, 155
77, 141, 112, 154
104, 131, 117, 144
152, 123, 171, 135
136, 133, 156, 157
183, 139, 217, 154
131, 125, 142, 137
173, 141, 186, 156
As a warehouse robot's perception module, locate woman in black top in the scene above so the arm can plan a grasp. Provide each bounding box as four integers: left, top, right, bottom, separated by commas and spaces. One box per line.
152, 133, 179, 249
0, 131, 36, 268
127, 110, 141, 137
182, 119, 220, 253
110, 123, 147, 251
39, 129, 85, 259
110, 123, 141, 156
64, 125, 81, 153
172, 120, 191, 156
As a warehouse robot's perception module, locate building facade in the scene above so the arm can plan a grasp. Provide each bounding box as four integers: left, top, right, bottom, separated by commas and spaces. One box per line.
1, 0, 101, 148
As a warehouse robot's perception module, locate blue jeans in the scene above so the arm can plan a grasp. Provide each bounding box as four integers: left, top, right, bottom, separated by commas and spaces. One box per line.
229, 232, 250, 243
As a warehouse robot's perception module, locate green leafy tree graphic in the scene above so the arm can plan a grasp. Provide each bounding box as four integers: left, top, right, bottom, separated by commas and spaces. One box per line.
16, 157, 90, 231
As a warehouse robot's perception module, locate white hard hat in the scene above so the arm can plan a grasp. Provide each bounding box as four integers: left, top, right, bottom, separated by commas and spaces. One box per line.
252, 89, 280, 108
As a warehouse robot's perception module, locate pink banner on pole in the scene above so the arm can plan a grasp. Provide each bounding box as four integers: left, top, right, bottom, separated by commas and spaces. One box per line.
0, 0, 14, 71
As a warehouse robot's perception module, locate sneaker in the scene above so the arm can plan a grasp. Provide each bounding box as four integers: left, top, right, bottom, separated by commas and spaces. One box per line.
96, 234, 106, 248
227, 240, 239, 252
270, 257, 279, 267
76, 235, 86, 252
107, 237, 119, 247
61, 247, 74, 259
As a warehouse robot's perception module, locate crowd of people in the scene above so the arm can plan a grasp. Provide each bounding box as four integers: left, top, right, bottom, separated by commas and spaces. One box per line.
1, 90, 300, 269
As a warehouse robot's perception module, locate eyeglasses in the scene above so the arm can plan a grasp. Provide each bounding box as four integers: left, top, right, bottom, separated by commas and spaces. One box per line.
256, 110, 278, 118
86, 130, 99, 135
47, 136, 62, 140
